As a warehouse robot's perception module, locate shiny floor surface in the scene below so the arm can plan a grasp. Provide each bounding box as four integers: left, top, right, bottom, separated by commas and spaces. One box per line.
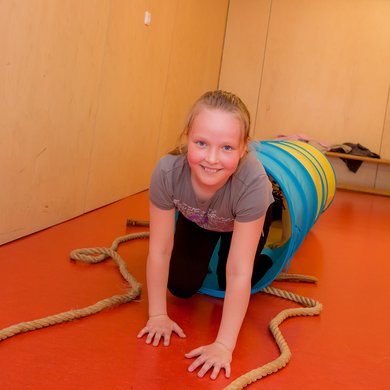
0, 190, 389, 390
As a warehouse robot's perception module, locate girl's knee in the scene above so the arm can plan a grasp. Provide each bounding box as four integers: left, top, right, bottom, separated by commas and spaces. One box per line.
167, 281, 198, 298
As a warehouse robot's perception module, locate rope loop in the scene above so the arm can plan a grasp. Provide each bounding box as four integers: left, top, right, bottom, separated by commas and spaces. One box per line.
0, 231, 148, 343
224, 285, 322, 389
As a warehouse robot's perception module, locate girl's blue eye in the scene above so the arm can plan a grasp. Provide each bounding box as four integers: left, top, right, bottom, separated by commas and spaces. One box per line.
223, 145, 233, 151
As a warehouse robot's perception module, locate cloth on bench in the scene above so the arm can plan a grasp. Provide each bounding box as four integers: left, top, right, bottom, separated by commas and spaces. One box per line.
329, 142, 380, 173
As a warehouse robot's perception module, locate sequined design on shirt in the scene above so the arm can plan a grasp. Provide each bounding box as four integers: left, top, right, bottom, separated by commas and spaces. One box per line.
173, 200, 234, 232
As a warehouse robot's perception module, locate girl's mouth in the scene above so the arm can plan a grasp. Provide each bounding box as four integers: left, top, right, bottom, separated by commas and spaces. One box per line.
201, 165, 221, 174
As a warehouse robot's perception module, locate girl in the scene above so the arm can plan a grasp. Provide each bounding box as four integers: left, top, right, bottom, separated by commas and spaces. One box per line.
137, 90, 274, 380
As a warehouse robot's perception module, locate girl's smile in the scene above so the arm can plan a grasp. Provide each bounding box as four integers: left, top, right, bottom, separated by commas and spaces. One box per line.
199, 164, 222, 173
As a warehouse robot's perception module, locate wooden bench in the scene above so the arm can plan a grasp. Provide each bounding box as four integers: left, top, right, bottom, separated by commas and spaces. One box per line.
325, 151, 390, 196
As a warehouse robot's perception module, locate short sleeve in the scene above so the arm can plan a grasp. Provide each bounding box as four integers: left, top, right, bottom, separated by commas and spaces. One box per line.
234, 156, 274, 222
149, 156, 176, 210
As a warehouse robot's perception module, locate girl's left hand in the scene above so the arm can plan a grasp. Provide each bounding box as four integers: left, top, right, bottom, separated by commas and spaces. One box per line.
185, 341, 232, 380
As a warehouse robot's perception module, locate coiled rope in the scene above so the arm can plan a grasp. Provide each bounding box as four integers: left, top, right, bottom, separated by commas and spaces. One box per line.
0, 220, 322, 389
223, 285, 322, 389
0, 229, 147, 342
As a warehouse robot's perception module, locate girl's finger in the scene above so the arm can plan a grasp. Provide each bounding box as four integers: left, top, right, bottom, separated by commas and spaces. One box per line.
185, 346, 203, 359
210, 364, 222, 380
173, 324, 186, 338
137, 327, 148, 338
223, 363, 231, 378
145, 331, 155, 344
188, 355, 206, 372
197, 361, 213, 378
152, 332, 162, 346
163, 332, 171, 346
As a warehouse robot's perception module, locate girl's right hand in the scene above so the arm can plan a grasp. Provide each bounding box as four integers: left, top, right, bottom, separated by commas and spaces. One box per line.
137, 314, 186, 346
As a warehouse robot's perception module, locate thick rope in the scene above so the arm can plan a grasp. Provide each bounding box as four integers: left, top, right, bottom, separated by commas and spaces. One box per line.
0, 231, 148, 342
0, 224, 322, 390
224, 285, 322, 389
275, 272, 318, 283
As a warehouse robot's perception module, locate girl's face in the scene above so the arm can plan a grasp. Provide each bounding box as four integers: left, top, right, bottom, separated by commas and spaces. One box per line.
187, 108, 247, 198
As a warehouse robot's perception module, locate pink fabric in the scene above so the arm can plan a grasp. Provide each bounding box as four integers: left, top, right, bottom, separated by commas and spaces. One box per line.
275, 134, 330, 150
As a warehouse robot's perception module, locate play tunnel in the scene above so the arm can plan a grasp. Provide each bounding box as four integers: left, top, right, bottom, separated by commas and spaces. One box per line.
199, 140, 336, 298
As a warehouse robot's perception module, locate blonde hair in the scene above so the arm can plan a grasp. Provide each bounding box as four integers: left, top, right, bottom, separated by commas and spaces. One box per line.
175, 90, 251, 154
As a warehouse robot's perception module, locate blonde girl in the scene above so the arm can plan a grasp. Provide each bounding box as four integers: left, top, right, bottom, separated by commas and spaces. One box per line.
138, 90, 274, 380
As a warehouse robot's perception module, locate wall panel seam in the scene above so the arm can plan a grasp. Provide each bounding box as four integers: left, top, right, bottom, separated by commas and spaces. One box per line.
254, 0, 273, 137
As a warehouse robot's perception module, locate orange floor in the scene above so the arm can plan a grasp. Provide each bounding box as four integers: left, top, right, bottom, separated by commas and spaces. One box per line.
0, 189, 389, 390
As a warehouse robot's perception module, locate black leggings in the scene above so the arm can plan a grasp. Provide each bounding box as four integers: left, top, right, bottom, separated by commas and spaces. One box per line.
167, 206, 273, 298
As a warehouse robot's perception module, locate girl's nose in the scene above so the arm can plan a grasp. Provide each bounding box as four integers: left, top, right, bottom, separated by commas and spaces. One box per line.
205, 148, 219, 164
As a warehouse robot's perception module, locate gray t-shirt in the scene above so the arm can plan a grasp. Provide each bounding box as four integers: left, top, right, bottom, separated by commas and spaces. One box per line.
149, 152, 274, 232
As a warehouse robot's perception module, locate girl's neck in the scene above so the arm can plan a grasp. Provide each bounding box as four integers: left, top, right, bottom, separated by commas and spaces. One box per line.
190, 174, 225, 203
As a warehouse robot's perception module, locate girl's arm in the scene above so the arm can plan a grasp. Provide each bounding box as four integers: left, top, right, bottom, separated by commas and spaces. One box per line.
146, 202, 175, 316
137, 202, 186, 346
216, 216, 265, 349
186, 215, 265, 379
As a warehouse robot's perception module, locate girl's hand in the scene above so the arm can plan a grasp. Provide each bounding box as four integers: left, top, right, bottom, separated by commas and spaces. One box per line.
137, 314, 186, 346
185, 341, 232, 380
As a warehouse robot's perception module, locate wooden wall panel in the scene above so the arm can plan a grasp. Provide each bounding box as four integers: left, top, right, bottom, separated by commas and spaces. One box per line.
0, 0, 110, 244
253, 0, 390, 155
84, 0, 177, 211
0, 0, 229, 244
220, 0, 390, 193
85, 0, 229, 211
219, 0, 271, 134
376, 85, 390, 190
375, 166, 390, 191
156, 0, 229, 157
325, 157, 377, 188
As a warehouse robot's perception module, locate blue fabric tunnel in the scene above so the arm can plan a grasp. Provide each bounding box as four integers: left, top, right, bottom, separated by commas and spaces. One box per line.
199, 140, 336, 298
